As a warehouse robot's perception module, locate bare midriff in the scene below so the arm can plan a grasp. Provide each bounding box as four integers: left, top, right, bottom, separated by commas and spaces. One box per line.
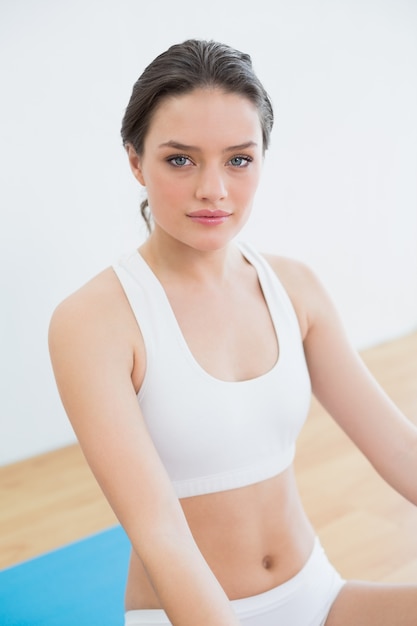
124, 467, 315, 610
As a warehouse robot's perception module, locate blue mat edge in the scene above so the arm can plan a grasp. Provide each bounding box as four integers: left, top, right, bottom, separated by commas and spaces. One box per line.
0, 524, 126, 573
0, 525, 131, 626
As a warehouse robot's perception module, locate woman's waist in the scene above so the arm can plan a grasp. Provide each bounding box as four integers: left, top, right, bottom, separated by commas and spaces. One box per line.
197, 522, 315, 601
183, 475, 315, 600
125, 514, 315, 609
125, 470, 315, 608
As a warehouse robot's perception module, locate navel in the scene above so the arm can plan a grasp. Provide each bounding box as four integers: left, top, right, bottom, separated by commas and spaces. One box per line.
262, 555, 273, 570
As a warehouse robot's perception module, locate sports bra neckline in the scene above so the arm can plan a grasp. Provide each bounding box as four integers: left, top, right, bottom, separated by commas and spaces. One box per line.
133, 244, 282, 385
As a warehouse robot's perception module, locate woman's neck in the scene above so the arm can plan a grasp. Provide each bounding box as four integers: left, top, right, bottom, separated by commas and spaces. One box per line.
139, 230, 243, 287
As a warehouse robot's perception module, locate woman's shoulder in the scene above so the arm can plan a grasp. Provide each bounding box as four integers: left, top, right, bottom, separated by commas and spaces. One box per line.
261, 252, 314, 284
49, 266, 146, 392
260, 253, 327, 341
49, 267, 141, 360
50, 267, 122, 330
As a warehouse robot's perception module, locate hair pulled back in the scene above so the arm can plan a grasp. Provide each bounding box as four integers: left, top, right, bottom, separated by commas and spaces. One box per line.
121, 39, 274, 232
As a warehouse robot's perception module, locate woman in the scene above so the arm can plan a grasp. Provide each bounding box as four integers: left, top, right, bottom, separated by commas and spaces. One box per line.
49, 39, 417, 625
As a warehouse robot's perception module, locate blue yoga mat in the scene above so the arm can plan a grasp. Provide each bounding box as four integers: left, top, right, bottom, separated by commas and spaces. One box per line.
0, 525, 130, 625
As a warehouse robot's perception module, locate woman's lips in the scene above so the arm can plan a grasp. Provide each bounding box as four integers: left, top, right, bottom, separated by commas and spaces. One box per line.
187, 210, 231, 225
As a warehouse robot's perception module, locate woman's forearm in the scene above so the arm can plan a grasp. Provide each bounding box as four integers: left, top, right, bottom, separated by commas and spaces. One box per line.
140, 532, 240, 626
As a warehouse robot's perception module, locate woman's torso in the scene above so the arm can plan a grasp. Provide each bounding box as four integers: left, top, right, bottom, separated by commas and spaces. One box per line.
111, 242, 315, 609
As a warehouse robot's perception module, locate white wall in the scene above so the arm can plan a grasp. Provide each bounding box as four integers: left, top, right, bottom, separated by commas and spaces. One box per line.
1, 0, 416, 465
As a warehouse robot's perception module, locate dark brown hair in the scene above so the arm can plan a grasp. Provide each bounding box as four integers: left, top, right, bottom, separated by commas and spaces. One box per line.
121, 39, 274, 232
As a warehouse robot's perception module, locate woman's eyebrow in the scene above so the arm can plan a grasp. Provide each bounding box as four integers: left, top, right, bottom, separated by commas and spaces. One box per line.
158, 140, 258, 152
223, 141, 258, 152
158, 140, 200, 151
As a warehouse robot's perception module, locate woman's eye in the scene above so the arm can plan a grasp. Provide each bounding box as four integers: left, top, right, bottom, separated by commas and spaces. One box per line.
229, 155, 252, 168
168, 155, 191, 167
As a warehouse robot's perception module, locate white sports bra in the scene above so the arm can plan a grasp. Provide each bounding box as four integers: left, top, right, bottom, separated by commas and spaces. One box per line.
113, 242, 311, 498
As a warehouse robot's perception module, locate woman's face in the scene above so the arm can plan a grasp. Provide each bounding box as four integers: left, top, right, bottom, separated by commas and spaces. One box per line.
128, 88, 264, 252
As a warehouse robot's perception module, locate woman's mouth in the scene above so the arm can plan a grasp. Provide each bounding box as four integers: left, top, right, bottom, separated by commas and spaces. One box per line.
186, 210, 231, 225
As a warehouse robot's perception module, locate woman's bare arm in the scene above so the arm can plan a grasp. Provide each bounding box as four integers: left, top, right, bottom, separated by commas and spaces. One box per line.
48, 270, 240, 626
267, 256, 417, 507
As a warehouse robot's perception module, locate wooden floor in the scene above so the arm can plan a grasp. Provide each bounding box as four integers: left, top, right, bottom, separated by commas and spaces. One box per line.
1, 332, 416, 583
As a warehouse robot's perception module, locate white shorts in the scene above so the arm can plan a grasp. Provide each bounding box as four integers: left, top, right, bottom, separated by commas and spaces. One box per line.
125, 537, 345, 626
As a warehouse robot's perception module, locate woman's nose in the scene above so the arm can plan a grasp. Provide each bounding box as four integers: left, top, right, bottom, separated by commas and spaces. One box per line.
195, 166, 228, 202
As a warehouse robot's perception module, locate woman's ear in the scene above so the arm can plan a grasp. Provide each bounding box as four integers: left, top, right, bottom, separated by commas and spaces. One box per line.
126, 144, 146, 186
